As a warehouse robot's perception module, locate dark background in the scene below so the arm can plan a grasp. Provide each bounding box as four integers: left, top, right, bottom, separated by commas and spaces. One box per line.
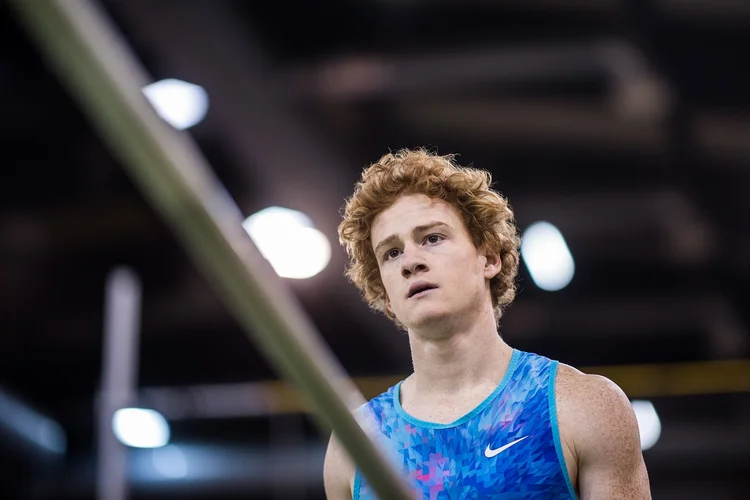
1, 0, 749, 499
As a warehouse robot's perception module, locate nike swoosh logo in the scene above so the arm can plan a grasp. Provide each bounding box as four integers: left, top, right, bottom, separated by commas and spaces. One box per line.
484, 435, 529, 458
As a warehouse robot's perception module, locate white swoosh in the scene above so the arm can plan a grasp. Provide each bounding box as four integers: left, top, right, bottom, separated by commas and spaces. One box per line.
484, 435, 529, 458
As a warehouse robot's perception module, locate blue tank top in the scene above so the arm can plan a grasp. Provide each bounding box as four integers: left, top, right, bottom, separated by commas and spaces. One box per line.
353, 349, 578, 500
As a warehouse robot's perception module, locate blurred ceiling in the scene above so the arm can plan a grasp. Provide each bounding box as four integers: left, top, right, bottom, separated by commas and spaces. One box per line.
1, 0, 749, 499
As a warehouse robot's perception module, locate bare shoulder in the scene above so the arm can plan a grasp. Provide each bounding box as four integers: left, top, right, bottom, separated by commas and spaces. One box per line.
555, 363, 651, 499
555, 362, 638, 455
324, 433, 355, 500
555, 363, 634, 430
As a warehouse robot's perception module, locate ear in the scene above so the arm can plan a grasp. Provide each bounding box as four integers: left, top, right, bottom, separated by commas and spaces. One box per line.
483, 248, 502, 280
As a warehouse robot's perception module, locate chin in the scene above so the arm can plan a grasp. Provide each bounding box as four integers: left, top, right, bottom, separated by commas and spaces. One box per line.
404, 306, 452, 332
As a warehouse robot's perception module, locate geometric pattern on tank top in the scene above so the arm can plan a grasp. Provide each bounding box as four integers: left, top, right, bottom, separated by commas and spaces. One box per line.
353, 349, 578, 500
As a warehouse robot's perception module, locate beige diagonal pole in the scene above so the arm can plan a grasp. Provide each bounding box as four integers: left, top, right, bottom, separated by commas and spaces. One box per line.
9, 1, 413, 499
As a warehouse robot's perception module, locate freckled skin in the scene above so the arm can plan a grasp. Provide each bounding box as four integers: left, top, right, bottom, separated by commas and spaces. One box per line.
555, 365, 651, 499
324, 194, 651, 500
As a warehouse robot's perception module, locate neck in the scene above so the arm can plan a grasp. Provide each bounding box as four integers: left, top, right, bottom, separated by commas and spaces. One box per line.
406, 306, 513, 397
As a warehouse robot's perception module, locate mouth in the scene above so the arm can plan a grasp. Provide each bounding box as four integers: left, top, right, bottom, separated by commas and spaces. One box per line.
407, 282, 438, 298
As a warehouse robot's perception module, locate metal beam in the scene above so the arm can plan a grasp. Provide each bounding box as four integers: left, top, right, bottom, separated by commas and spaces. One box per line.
27, 427, 750, 496
0, 197, 156, 255
658, 0, 750, 21
141, 355, 750, 420
286, 40, 652, 102
504, 293, 734, 341
372, 0, 624, 11
0, 187, 711, 260
395, 97, 669, 150
694, 112, 750, 166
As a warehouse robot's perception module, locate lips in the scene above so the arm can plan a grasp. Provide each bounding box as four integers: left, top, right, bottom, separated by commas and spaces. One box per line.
407, 281, 438, 298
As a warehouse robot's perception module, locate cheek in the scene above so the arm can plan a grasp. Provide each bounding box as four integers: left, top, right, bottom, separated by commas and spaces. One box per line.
379, 267, 398, 297
455, 256, 485, 287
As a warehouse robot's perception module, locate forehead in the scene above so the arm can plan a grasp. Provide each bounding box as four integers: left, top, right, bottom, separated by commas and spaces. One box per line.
371, 194, 462, 241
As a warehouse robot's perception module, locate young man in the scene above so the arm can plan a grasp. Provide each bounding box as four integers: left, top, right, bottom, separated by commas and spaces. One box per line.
325, 149, 651, 499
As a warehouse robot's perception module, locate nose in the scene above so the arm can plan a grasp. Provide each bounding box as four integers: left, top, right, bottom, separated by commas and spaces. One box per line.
401, 244, 429, 278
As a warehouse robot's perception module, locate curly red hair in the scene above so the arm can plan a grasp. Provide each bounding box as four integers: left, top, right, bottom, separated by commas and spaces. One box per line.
338, 148, 521, 324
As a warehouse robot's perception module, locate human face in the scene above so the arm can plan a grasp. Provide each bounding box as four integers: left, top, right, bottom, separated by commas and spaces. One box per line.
371, 194, 501, 334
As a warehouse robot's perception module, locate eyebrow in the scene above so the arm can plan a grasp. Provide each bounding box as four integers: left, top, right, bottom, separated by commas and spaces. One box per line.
374, 221, 452, 257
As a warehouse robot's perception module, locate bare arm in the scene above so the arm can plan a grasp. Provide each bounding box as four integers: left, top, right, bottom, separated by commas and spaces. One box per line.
559, 368, 651, 500
323, 433, 355, 500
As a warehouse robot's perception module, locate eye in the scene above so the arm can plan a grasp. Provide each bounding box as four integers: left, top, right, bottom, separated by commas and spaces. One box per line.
425, 234, 443, 245
384, 248, 401, 261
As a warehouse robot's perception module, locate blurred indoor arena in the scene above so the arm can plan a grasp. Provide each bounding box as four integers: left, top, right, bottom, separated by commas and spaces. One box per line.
1, 0, 750, 499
